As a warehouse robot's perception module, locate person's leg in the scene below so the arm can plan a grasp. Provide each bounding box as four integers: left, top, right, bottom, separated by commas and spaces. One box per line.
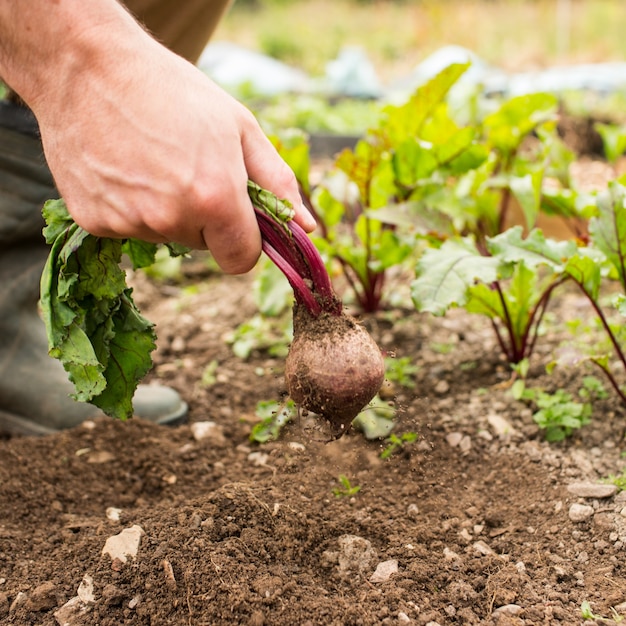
0, 112, 189, 435
0, 1, 232, 434
128, 0, 233, 64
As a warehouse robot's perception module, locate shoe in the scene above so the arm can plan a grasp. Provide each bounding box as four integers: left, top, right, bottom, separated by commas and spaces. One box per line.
0, 100, 188, 435
0, 385, 188, 437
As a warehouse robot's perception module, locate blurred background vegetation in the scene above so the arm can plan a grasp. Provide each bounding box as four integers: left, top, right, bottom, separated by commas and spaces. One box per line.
217, 0, 626, 80
210, 0, 626, 134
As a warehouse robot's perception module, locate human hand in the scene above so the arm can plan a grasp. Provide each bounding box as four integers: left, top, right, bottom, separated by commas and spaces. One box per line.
22, 7, 315, 274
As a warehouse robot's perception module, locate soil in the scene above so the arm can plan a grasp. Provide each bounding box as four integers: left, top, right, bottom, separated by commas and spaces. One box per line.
3, 161, 626, 625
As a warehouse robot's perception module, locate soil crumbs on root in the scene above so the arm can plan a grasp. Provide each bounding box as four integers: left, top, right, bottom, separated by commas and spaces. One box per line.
1, 264, 626, 625
287, 306, 385, 436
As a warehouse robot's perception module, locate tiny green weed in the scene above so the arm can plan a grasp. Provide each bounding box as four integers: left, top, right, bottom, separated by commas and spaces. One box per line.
581, 601, 602, 620
332, 475, 361, 498
249, 400, 297, 443
578, 375, 609, 401
227, 313, 292, 359
580, 600, 623, 622
384, 356, 419, 389
200, 359, 219, 388
606, 470, 626, 492
380, 432, 418, 459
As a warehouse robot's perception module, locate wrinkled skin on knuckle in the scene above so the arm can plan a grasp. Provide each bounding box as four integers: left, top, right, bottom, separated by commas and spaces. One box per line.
144, 180, 216, 249
218, 239, 261, 275
238, 105, 259, 132
207, 215, 261, 274
113, 203, 172, 243
270, 163, 300, 198
142, 205, 187, 244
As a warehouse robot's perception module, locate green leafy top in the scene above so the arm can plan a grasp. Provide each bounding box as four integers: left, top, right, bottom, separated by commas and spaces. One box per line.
39, 199, 187, 420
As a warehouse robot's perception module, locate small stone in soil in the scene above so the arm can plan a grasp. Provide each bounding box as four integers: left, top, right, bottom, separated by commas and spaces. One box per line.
407, 503, 419, 518
443, 547, 460, 561
190, 421, 225, 443
370, 559, 398, 583
446, 432, 463, 447
106, 507, 122, 522
568, 503, 594, 523
493, 604, 523, 617
77, 575, 95, 605
248, 451, 270, 467
566, 482, 617, 499
472, 541, 494, 556
322, 535, 378, 575
434, 380, 450, 395
54, 597, 88, 626
487, 413, 518, 438
102, 525, 144, 564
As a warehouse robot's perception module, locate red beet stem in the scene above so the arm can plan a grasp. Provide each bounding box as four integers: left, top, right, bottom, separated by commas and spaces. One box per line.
255, 209, 310, 281
254, 206, 341, 317
260, 238, 322, 316
288, 219, 336, 306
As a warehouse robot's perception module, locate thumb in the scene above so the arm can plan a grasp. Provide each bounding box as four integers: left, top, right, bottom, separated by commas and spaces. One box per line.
243, 127, 317, 233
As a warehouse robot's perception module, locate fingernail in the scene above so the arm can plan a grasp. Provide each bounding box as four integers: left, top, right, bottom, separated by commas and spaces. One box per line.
301, 208, 317, 232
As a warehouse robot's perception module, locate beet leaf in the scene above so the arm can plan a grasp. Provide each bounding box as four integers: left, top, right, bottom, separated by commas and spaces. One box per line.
40, 199, 183, 420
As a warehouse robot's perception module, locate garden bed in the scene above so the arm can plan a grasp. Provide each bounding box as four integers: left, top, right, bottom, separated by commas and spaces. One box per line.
1, 254, 626, 625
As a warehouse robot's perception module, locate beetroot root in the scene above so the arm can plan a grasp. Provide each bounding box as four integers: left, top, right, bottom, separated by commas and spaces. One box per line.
285, 305, 385, 437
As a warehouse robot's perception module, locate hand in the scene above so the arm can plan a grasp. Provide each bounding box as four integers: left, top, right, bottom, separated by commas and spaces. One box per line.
15, 6, 315, 273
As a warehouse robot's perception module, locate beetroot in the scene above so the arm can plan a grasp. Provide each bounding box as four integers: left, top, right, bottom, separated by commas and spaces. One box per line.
251, 182, 385, 436
285, 306, 385, 436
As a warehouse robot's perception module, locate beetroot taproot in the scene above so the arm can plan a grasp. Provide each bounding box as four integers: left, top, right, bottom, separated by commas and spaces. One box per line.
285, 305, 385, 436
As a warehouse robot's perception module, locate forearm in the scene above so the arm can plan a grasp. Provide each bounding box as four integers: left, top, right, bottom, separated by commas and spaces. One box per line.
0, 0, 148, 109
